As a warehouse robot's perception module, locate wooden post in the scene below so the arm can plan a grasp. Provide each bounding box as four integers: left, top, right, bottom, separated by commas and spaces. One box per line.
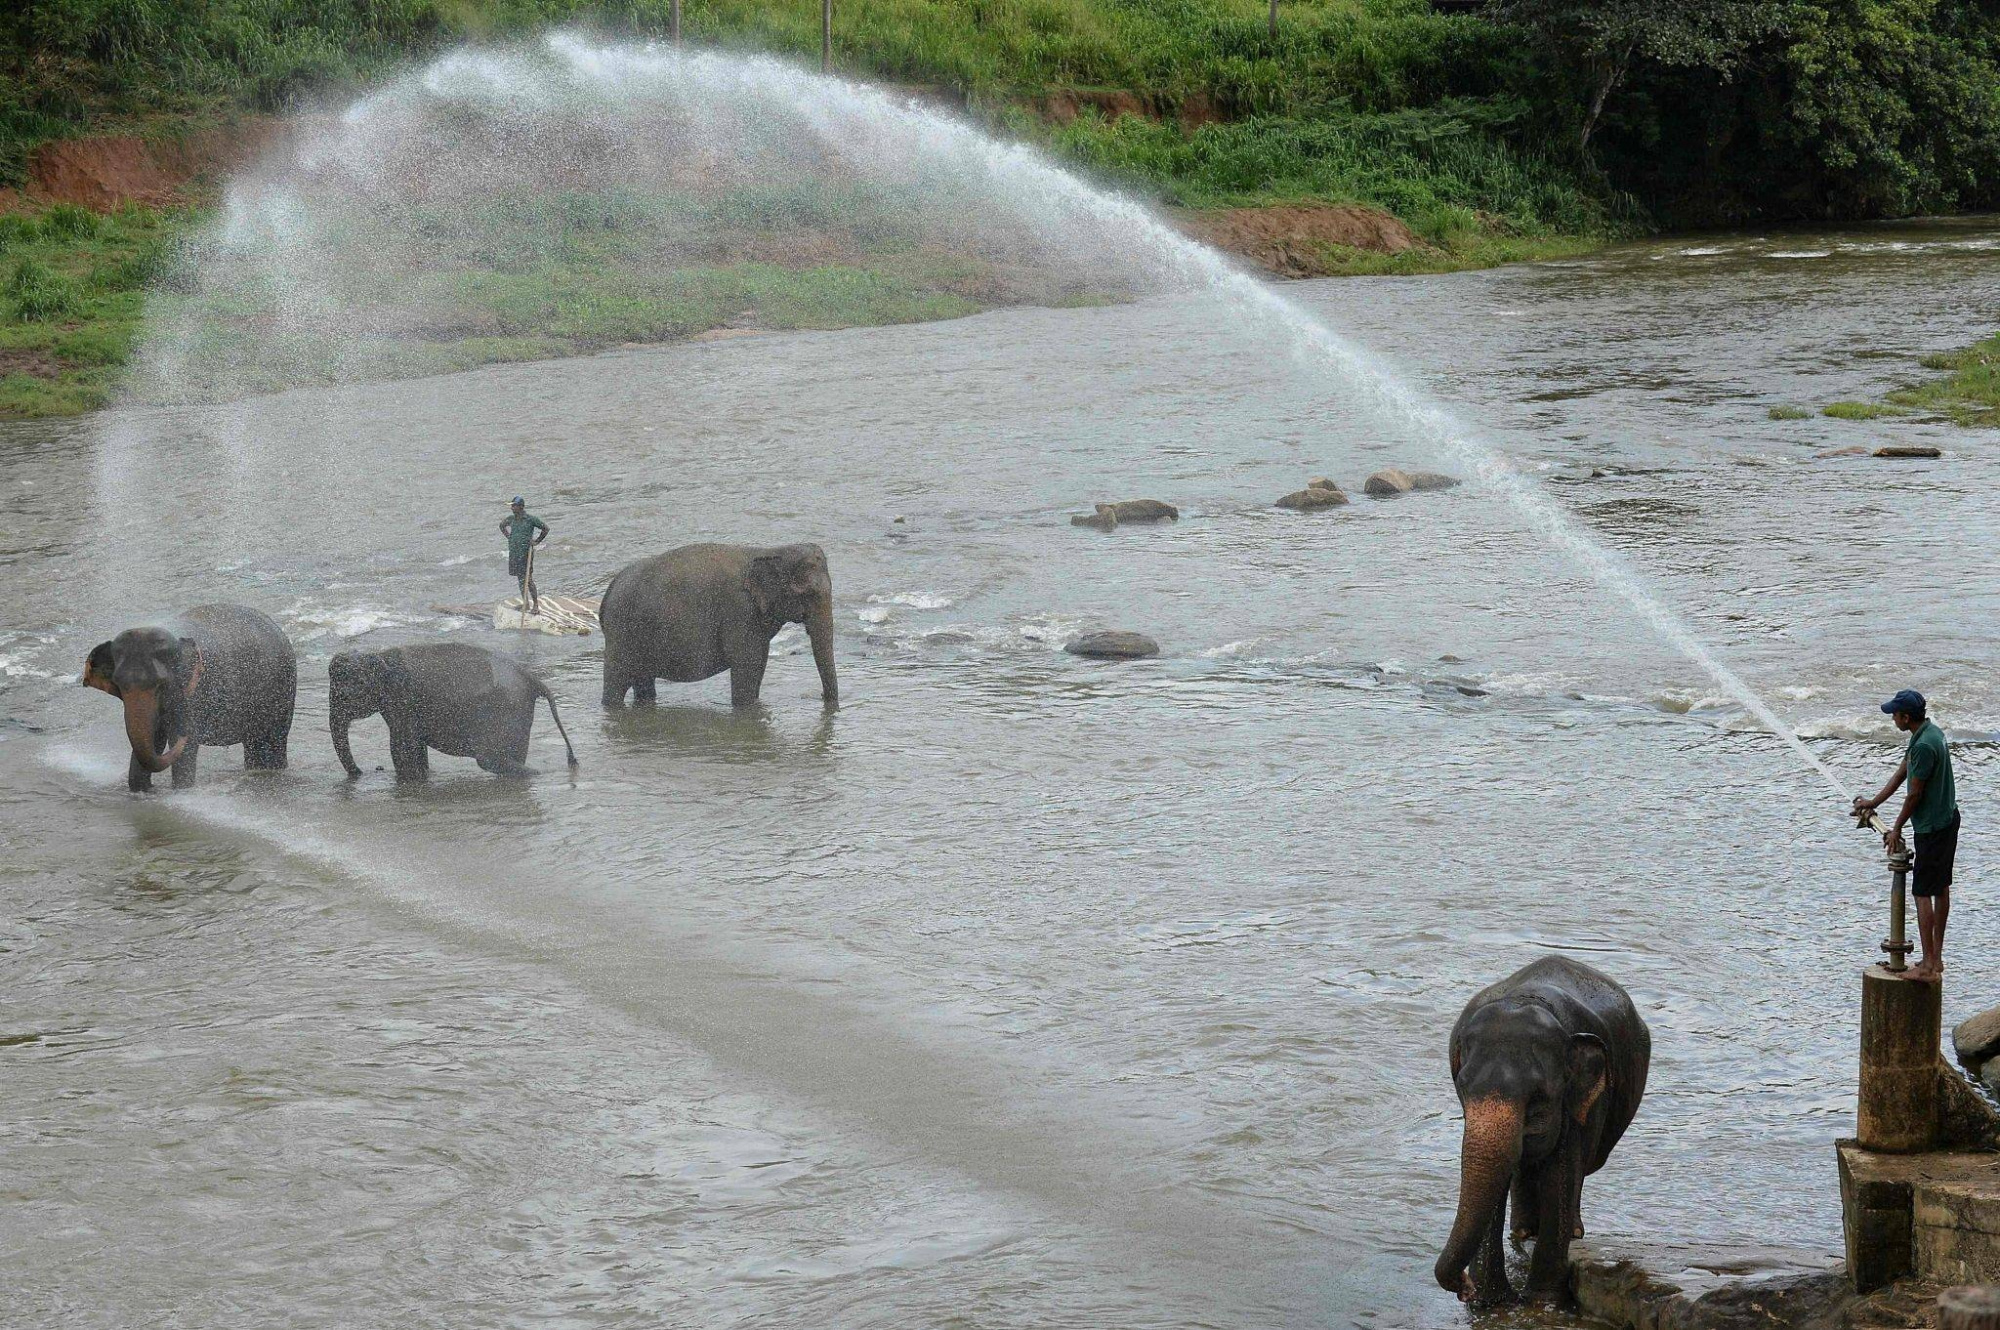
670, 0, 681, 42
1268, 0, 1277, 39
1940, 1286, 2000, 1330
822, 0, 832, 72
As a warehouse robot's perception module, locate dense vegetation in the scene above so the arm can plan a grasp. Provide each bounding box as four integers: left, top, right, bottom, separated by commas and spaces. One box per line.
6, 0, 1998, 226
1, 0, 1996, 415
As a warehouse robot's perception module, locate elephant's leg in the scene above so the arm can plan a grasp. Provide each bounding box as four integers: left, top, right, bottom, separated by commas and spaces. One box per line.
632, 675, 656, 705
729, 651, 768, 709
1473, 1183, 1512, 1307
1524, 1154, 1578, 1302
388, 724, 428, 781
476, 725, 531, 775
602, 664, 631, 708
127, 754, 154, 793
1510, 1170, 1537, 1245
245, 715, 290, 769
170, 744, 199, 789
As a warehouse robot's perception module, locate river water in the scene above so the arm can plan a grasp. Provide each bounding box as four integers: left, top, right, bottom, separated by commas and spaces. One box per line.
4, 218, 1997, 1328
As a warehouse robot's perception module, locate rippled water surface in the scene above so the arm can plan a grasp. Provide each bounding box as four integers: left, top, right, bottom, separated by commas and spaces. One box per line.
5, 220, 1999, 1328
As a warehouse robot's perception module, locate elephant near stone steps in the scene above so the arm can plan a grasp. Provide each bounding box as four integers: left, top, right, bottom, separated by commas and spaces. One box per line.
1436, 954, 1650, 1308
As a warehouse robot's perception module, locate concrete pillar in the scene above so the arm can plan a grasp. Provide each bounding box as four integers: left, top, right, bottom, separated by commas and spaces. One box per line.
1940, 1285, 2000, 1330
1858, 965, 1942, 1153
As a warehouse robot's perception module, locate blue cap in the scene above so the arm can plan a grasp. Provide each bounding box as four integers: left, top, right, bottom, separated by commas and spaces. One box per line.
511, 496, 524, 505
1881, 688, 1926, 716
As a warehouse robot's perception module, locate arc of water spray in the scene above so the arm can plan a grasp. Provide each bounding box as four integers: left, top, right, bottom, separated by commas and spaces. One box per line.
197, 34, 1855, 803
537, 37, 1851, 801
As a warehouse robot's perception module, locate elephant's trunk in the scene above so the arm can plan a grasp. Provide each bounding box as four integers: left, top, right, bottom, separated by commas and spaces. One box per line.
330, 712, 361, 779
122, 686, 187, 773
806, 597, 838, 708
1435, 1096, 1522, 1301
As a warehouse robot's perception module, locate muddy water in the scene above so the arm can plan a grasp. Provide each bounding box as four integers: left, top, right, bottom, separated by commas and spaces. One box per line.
4, 218, 1998, 1328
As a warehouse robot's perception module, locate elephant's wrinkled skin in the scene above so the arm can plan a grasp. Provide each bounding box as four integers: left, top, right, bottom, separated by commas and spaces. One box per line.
1436, 955, 1650, 1307
329, 642, 577, 780
83, 603, 297, 792
600, 543, 838, 710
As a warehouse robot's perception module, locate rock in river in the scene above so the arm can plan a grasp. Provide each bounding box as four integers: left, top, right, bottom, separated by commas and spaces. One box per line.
1875, 446, 1942, 459
1955, 1004, 2000, 1067
1065, 630, 1160, 660
1364, 467, 1460, 497
1276, 479, 1349, 511
1070, 499, 1180, 530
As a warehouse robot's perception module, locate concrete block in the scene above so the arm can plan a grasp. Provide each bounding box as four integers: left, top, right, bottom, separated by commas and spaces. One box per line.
1859, 966, 1943, 1152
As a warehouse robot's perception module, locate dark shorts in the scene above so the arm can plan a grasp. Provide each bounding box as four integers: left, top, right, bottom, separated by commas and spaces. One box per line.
509, 550, 530, 578
1914, 810, 1960, 897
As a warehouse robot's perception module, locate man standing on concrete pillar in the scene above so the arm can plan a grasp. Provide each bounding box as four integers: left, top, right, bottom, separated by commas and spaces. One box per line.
1855, 688, 1960, 982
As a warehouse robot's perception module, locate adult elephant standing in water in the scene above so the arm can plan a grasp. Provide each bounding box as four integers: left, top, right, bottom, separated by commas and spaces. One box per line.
1435, 955, 1650, 1307
600, 543, 838, 710
82, 603, 297, 792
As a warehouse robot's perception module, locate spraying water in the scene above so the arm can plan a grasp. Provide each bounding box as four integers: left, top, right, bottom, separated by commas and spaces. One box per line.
128, 33, 1846, 800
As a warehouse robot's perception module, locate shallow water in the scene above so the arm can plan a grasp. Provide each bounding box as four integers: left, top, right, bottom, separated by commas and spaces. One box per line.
4, 218, 1998, 1328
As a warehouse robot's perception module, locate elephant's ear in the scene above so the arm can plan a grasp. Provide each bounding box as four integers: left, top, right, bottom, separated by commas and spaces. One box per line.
83, 641, 119, 695
748, 554, 787, 620
1567, 1032, 1609, 1126
173, 636, 202, 694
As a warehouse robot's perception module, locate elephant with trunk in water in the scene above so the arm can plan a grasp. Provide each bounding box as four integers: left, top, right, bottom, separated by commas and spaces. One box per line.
600, 543, 838, 710
83, 603, 297, 792
1436, 955, 1649, 1307
329, 643, 577, 779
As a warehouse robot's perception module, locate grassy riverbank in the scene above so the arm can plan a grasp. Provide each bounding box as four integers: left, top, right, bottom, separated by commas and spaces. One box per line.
0, 203, 184, 416
4, 0, 1998, 416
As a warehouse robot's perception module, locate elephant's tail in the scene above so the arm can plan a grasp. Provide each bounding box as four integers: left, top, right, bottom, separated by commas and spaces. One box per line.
537, 682, 580, 769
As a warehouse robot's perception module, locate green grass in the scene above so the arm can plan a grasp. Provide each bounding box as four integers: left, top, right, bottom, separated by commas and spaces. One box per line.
1768, 405, 1811, 421
1885, 333, 2000, 427
0, 202, 187, 416
0, 0, 1634, 415
1823, 400, 1911, 422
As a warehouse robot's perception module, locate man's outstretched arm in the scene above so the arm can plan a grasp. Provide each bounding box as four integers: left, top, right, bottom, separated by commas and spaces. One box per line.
1855, 759, 1908, 816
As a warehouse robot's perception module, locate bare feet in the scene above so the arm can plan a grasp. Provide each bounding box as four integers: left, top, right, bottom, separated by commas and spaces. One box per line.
1909, 959, 1940, 982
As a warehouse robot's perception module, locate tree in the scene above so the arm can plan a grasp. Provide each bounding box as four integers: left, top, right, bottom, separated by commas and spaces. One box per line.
1489, 0, 1794, 157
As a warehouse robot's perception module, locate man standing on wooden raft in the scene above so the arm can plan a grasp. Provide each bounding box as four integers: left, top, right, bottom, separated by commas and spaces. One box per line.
500, 496, 549, 615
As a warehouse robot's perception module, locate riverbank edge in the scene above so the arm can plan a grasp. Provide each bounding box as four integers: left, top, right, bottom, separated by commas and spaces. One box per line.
1571, 1249, 1943, 1330
0, 117, 1609, 421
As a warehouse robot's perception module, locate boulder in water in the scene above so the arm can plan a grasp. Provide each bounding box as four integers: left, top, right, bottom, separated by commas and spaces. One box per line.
1065, 630, 1160, 660
1875, 446, 1942, 459
1364, 467, 1460, 497
1071, 499, 1180, 530
1955, 1006, 2000, 1067
1275, 481, 1349, 511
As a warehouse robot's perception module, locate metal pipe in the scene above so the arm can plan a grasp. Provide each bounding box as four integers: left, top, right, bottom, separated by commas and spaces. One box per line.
671, 0, 681, 42
823, 0, 832, 72
1856, 805, 1914, 972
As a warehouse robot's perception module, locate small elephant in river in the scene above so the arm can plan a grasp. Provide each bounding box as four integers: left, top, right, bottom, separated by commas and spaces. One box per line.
84, 603, 296, 792
1435, 955, 1650, 1307
600, 543, 837, 710
329, 642, 577, 779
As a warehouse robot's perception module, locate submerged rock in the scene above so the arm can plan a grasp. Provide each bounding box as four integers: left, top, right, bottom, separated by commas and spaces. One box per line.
1070, 499, 1180, 530
1875, 445, 1942, 459
1815, 446, 1871, 459
1364, 467, 1460, 497
1065, 630, 1160, 660
1956, 1006, 2000, 1067
1275, 480, 1349, 511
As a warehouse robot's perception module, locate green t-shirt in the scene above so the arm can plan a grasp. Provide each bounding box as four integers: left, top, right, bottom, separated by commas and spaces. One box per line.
505, 513, 547, 561
1906, 719, 1958, 835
